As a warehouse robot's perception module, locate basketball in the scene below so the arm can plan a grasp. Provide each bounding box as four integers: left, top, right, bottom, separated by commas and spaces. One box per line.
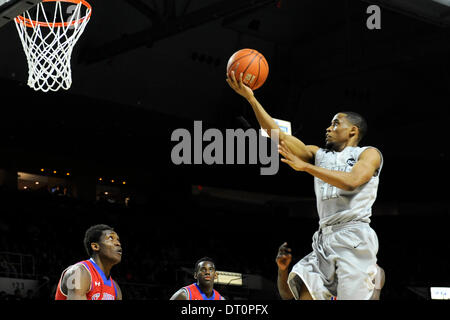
226, 49, 269, 90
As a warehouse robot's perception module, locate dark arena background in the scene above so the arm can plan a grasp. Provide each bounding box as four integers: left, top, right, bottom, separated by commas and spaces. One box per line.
0, 0, 449, 306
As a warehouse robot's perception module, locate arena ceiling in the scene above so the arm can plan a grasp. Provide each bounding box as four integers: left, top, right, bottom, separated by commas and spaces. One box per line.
0, 0, 448, 121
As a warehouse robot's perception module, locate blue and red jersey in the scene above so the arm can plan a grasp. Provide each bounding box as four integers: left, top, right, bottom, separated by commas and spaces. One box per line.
183, 283, 222, 300
55, 258, 118, 300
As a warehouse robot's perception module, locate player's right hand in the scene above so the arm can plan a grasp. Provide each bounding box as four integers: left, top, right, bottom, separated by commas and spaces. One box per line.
276, 242, 292, 271
226, 71, 254, 100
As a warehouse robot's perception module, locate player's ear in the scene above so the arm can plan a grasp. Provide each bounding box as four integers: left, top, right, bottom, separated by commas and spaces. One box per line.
91, 242, 100, 253
193, 271, 198, 280
349, 125, 358, 138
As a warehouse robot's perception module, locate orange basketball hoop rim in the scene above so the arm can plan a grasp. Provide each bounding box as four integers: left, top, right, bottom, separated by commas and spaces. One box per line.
14, 0, 92, 28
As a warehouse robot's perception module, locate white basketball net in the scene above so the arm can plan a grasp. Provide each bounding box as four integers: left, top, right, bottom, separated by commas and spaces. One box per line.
14, 1, 91, 92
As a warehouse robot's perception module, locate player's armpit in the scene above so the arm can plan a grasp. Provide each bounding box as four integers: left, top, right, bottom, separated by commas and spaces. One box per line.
63, 264, 91, 300
348, 148, 382, 189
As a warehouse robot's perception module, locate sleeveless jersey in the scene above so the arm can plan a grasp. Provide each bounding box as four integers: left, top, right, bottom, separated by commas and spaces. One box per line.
314, 146, 383, 228
183, 283, 222, 300
55, 258, 118, 300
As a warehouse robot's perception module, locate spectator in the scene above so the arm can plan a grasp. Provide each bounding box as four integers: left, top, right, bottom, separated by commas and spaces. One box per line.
23, 289, 34, 300
13, 288, 23, 300
0, 256, 11, 277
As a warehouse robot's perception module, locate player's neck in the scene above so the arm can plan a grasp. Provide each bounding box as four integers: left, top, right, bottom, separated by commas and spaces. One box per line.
91, 256, 113, 278
333, 140, 358, 152
197, 283, 214, 297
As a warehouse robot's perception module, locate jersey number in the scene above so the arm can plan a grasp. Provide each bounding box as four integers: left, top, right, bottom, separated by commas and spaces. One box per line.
321, 183, 338, 200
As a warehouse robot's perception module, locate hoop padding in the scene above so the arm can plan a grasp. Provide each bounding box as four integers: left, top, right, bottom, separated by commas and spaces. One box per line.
14, 0, 92, 92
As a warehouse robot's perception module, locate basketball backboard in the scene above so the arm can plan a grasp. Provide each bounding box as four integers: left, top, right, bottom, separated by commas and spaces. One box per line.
0, 0, 42, 28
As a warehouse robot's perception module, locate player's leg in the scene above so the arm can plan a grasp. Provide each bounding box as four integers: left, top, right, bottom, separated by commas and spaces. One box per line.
289, 273, 313, 300
288, 251, 336, 300
370, 264, 385, 300
333, 225, 379, 299
288, 231, 339, 300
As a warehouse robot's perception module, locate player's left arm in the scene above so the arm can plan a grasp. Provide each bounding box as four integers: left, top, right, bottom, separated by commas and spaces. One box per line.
114, 280, 122, 300
279, 142, 381, 191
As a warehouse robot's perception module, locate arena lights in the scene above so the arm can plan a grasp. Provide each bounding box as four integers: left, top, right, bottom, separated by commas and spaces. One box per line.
36, 169, 129, 183
39, 168, 68, 175
97, 177, 128, 185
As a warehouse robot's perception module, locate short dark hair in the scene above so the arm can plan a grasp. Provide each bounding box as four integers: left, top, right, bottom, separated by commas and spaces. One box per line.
341, 111, 368, 143
194, 257, 215, 273
83, 224, 114, 257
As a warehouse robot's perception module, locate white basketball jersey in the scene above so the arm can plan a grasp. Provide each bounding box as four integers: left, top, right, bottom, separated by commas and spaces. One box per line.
314, 146, 383, 227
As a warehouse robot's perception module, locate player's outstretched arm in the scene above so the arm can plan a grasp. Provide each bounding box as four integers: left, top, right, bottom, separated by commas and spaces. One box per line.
170, 288, 188, 300
62, 264, 91, 300
226, 71, 318, 164
279, 143, 381, 190
276, 242, 294, 300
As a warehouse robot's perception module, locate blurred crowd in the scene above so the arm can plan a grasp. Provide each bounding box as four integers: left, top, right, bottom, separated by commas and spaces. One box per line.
0, 186, 278, 300
1, 184, 449, 300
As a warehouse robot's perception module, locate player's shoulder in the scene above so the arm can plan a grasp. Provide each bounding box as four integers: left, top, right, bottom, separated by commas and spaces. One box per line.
62, 262, 91, 280
356, 146, 383, 172
358, 146, 382, 160
59, 261, 92, 296
170, 287, 189, 300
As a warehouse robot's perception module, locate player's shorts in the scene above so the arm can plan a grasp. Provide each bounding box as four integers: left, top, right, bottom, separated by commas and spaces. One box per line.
287, 221, 379, 300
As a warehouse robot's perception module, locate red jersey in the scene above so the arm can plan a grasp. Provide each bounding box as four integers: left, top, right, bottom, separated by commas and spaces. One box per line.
55, 258, 118, 300
183, 283, 222, 300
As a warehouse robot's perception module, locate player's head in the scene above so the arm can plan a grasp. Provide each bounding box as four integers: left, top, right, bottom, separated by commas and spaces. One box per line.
194, 257, 217, 288
84, 224, 122, 264
325, 111, 367, 149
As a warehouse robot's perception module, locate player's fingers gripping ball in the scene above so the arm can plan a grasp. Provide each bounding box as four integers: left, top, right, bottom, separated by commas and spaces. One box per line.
226, 49, 269, 90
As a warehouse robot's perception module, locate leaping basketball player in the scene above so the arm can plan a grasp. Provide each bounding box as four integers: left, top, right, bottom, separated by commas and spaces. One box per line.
170, 257, 225, 300
226, 71, 385, 300
55, 224, 123, 300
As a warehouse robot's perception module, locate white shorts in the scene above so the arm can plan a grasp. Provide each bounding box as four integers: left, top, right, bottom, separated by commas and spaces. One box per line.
287, 221, 379, 300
